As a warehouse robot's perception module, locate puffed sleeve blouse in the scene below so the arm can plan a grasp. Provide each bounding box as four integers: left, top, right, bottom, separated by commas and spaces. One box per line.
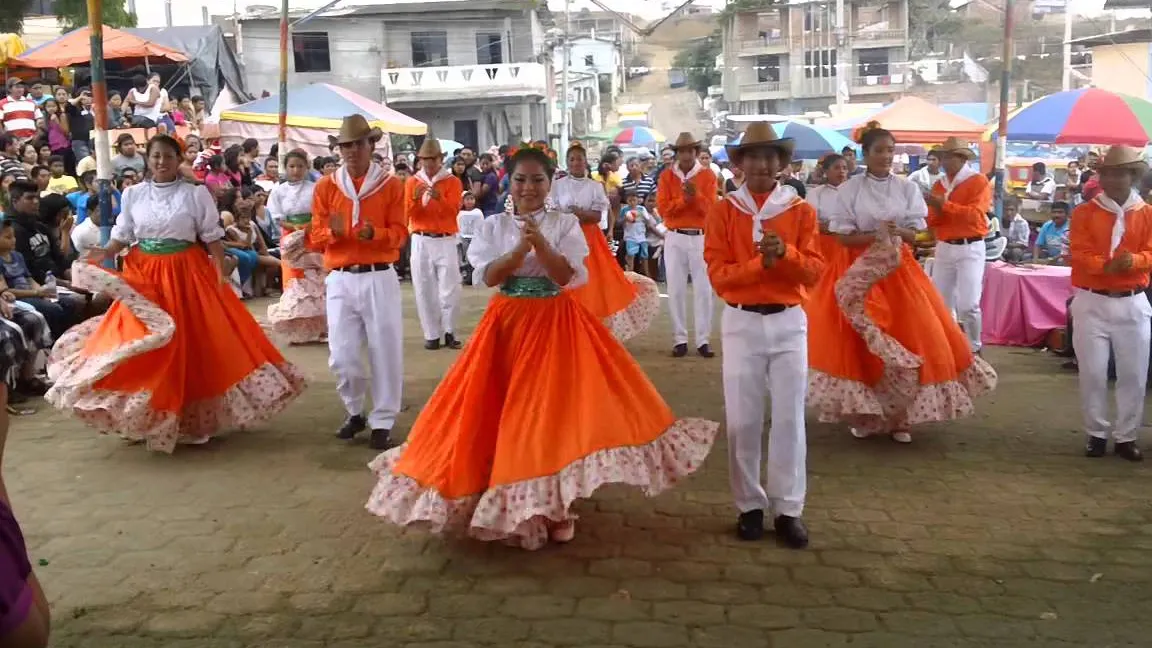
826, 173, 928, 235
548, 174, 611, 230
467, 209, 590, 289
111, 180, 226, 245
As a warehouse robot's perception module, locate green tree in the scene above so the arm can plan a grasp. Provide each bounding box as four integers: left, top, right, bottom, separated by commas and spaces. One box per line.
672, 30, 722, 98
0, 1, 34, 34
0, 0, 136, 34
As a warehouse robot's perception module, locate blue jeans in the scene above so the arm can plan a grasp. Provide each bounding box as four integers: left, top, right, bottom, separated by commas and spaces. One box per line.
226, 248, 258, 284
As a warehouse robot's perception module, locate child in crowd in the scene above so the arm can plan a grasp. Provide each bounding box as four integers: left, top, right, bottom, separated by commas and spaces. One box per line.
642, 192, 666, 281
71, 195, 101, 255
0, 220, 71, 339
44, 155, 77, 195
456, 191, 484, 285
620, 188, 649, 273
107, 92, 128, 128
224, 197, 281, 298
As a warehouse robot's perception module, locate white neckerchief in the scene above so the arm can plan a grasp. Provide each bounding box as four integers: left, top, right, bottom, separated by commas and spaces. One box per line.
414, 166, 452, 207
335, 162, 390, 226
940, 165, 979, 199
1095, 190, 1145, 256
726, 182, 801, 243
672, 161, 703, 182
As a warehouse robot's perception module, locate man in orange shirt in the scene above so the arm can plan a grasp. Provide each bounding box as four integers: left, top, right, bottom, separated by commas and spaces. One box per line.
926, 137, 991, 355
1068, 145, 1152, 462
407, 138, 465, 350
309, 115, 409, 450
704, 123, 824, 549
657, 132, 719, 358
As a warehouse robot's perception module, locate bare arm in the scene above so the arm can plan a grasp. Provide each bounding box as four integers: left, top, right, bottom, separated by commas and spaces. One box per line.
206, 240, 229, 280
481, 245, 530, 287
533, 239, 576, 286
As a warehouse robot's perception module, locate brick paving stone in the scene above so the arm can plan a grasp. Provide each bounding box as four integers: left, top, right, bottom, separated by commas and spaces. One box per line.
13, 289, 1152, 646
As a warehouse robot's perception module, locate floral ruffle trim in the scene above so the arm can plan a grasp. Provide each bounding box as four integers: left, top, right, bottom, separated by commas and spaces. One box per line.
810, 358, 997, 430
604, 272, 661, 342
365, 417, 719, 550
267, 271, 327, 345
45, 262, 308, 453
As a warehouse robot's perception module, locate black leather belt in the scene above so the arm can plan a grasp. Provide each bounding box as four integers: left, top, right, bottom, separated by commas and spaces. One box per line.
333, 262, 392, 274
728, 302, 795, 315
942, 237, 983, 245
1084, 287, 1142, 298
413, 231, 453, 238
671, 228, 703, 236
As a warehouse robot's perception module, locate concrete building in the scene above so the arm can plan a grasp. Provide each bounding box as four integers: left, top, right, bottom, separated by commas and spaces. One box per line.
552, 70, 603, 137
568, 36, 624, 100
237, 0, 553, 150
720, 0, 911, 115
1073, 29, 1152, 100
566, 9, 640, 57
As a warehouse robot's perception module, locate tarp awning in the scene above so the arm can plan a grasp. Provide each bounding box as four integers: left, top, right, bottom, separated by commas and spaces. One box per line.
124, 26, 249, 107
11, 26, 188, 68
843, 96, 986, 143
0, 34, 27, 67
220, 83, 427, 136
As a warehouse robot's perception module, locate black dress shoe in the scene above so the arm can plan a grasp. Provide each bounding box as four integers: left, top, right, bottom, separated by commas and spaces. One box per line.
736, 509, 765, 541
1115, 441, 1144, 462
444, 333, 462, 349
1085, 436, 1108, 458
369, 429, 393, 450
671, 343, 688, 358
424, 339, 441, 350
336, 414, 367, 440
697, 344, 715, 358
773, 515, 809, 549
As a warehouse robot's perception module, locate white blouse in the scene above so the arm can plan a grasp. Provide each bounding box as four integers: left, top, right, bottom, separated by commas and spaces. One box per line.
112, 180, 224, 244
468, 209, 589, 289
806, 184, 842, 224
548, 174, 610, 230
267, 180, 316, 225
827, 173, 928, 235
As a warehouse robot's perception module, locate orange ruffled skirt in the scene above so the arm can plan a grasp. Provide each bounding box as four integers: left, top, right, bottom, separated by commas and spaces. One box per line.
46, 247, 307, 453
267, 230, 327, 344
807, 235, 997, 432
366, 283, 718, 550
568, 222, 660, 341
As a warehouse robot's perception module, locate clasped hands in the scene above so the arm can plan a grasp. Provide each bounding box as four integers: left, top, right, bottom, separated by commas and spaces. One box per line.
1104, 251, 1134, 274
417, 185, 440, 201
515, 214, 549, 255
759, 231, 787, 269
328, 213, 375, 241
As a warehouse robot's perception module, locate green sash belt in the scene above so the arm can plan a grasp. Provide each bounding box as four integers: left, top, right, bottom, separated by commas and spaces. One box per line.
138, 238, 193, 255
500, 276, 561, 298
284, 213, 312, 226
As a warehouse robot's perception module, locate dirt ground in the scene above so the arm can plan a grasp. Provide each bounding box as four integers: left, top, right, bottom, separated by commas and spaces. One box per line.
9, 283, 1152, 648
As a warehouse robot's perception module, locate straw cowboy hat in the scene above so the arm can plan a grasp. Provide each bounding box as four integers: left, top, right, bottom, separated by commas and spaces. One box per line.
938, 136, 976, 160
1098, 145, 1147, 170
328, 114, 383, 147
669, 132, 703, 152
724, 122, 794, 159
416, 137, 443, 158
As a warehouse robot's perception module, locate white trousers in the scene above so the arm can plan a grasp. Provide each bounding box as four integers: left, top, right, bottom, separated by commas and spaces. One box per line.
1070, 289, 1152, 443
410, 234, 462, 341
325, 267, 404, 430
664, 231, 714, 347
932, 240, 986, 352
722, 305, 808, 518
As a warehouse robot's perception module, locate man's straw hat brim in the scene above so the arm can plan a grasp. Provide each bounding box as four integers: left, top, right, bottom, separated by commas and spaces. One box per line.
725, 122, 795, 158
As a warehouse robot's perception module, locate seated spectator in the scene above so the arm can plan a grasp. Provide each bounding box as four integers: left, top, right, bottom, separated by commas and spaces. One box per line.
69, 170, 120, 224
111, 133, 145, 177
1033, 201, 1070, 264
255, 156, 279, 189
223, 196, 281, 297
116, 168, 139, 190
204, 154, 233, 195
1003, 197, 1031, 263
71, 195, 102, 255
0, 278, 53, 399
1027, 162, 1056, 201
0, 218, 74, 339
42, 156, 77, 196
27, 166, 48, 195
107, 91, 128, 128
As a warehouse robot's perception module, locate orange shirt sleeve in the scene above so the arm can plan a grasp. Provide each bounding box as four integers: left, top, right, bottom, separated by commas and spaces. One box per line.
656, 170, 684, 219
1130, 209, 1152, 272
928, 175, 991, 233
1069, 203, 1107, 275
440, 175, 464, 220
774, 204, 824, 287
307, 177, 334, 250
371, 178, 408, 247
403, 176, 419, 226
704, 200, 766, 291
696, 171, 719, 211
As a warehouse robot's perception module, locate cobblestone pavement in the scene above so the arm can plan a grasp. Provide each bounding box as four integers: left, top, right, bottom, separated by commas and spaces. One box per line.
11, 286, 1152, 647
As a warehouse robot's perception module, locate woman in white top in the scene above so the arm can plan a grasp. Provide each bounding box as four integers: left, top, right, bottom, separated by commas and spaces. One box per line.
45, 134, 307, 453
366, 146, 718, 550
548, 142, 660, 341
806, 123, 996, 443
266, 150, 326, 343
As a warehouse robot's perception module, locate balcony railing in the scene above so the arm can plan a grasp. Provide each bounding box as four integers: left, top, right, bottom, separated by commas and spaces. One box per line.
738, 80, 786, 96
852, 28, 906, 43
382, 62, 548, 103
738, 36, 788, 54
849, 73, 908, 93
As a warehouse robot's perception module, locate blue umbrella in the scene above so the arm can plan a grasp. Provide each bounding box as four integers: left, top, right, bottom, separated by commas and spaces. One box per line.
729, 121, 859, 160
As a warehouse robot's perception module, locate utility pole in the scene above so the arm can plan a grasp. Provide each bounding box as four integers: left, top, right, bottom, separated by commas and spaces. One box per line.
278, 0, 289, 174
1061, 4, 1072, 90
995, 0, 1015, 219
87, 0, 115, 268
560, 0, 571, 162
165, 0, 173, 27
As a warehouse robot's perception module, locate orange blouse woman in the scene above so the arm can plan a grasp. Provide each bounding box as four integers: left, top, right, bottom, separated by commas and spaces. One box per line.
45, 134, 307, 453
366, 147, 718, 550
806, 123, 996, 443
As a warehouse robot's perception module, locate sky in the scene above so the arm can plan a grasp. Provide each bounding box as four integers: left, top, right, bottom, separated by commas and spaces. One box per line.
129, 0, 1128, 28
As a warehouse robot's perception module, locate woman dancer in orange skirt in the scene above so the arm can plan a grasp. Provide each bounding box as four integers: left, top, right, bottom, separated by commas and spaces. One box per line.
45, 134, 307, 453
805, 154, 855, 374
367, 146, 718, 549
267, 150, 325, 343
806, 123, 996, 443
550, 142, 659, 341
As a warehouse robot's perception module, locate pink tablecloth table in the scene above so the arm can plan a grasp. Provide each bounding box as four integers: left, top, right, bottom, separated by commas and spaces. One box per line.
981, 261, 1073, 347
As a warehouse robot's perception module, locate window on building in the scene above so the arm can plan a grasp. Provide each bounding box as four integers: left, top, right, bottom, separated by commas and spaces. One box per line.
804, 49, 837, 78
411, 31, 449, 67
584, 54, 595, 67
755, 55, 781, 83
857, 48, 891, 77
803, 4, 828, 32
476, 32, 503, 65
292, 32, 331, 73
